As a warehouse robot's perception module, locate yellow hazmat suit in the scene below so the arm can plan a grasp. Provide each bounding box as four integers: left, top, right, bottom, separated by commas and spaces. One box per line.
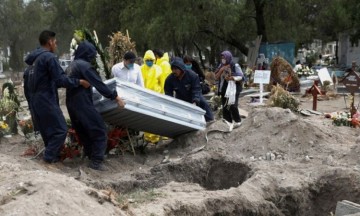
141, 50, 164, 144
141, 50, 163, 92
155, 52, 172, 93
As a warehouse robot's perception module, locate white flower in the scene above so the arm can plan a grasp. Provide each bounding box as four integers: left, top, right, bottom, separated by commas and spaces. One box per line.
3, 88, 9, 98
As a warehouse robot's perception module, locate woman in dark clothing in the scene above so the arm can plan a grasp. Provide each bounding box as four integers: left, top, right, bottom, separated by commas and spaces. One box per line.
215, 51, 245, 130
183, 55, 205, 81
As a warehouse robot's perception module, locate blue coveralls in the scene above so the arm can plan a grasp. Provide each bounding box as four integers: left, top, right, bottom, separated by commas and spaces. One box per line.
164, 58, 214, 122
24, 48, 81, 162
66, 41, 118, 166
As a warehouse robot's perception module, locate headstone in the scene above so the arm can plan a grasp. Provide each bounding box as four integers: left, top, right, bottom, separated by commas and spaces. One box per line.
317, 67, 334, 85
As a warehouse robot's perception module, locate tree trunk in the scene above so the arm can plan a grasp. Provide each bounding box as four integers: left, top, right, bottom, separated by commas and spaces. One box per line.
253, 0, 267, 43
193, 41, 206, 70
9, 40, 23, 72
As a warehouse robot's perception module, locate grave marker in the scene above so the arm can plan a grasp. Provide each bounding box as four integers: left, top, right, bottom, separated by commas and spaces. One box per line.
341, 70, 360, 117
254, 70, 271, 104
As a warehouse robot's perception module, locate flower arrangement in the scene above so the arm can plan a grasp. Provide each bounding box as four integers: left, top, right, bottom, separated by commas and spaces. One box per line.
331, 112, 351, 127
0, 120, 9, 137
0, 88, 19, 114
60, 128, 82, 161
328, 111, 360, 127
18, 118, 34, 138
0, 84, 19, 135
245, 67, 254, 83
70, 29, 110, 79
296, 65, 315, 77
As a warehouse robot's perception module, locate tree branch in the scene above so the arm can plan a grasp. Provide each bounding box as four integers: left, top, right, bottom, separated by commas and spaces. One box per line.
200, 29, 249, 56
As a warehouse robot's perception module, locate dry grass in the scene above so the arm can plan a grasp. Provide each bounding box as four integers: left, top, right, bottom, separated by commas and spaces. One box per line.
268, 84, 300, 112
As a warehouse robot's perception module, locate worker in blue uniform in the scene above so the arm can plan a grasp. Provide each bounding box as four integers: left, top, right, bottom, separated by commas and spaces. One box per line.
66, 40, 125, 171
24, 30, 90, 163
164, 57, 214, 123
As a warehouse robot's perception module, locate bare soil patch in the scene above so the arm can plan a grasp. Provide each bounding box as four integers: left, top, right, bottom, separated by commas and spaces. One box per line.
1, 85, 360, 215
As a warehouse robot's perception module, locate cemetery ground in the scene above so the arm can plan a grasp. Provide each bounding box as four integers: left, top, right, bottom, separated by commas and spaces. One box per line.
1, 84, 360, 216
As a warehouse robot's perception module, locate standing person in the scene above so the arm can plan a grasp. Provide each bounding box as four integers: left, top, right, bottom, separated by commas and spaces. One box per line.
183, 55, 210, 94
293, 60, 302, 72
141, 50, 164, 144
165, 57, 214, 123
153, 49, 171, 92
24, 30, 90, 163
111, 51, 144, 87
66, 41, 125, 171
215, 51, 245, 130
183, 55, 205, 81
141, 50, 163, 92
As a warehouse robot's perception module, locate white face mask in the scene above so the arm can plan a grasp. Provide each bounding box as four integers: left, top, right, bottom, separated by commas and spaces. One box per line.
221, 59, 227, 65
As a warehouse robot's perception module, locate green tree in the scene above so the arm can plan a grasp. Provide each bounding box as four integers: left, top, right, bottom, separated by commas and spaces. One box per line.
0, 0, 26, 72
0, 0, 52, 72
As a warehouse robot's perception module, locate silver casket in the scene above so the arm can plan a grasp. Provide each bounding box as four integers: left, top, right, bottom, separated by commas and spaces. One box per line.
93, 78, 206, 138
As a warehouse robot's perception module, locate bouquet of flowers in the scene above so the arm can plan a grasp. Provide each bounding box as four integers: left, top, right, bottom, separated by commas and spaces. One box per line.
244, 67, 254, 86
0, 120, 9, 137
328, 111, 360, 127
296, 65, 314, 77
18, 118, 34, 138
0, 85, 19, 135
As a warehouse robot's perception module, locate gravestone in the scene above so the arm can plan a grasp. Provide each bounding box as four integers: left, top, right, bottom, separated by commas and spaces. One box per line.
317, 67, 334, 85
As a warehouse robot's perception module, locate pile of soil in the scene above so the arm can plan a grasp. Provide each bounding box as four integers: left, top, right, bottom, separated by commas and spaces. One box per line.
1, 86, 360, 216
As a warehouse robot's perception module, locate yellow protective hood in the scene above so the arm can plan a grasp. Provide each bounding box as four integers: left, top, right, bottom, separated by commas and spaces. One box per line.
143, 50, 156, 61
156, 52, 170, 66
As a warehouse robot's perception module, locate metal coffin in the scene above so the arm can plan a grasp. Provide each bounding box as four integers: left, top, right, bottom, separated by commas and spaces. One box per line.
93, 78, 206, 138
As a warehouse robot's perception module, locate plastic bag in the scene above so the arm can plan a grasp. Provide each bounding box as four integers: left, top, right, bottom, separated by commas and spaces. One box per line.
225, 80, 236, 105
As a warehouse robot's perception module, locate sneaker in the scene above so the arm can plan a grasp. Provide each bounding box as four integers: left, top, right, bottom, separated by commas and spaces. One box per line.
228, 123, 233, 132
222, 120, 233, 132
88, 162, 108, 171
233, 122, 242, 129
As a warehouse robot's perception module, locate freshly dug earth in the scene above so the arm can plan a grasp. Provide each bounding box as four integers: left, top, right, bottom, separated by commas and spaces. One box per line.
1, 89, 360, 216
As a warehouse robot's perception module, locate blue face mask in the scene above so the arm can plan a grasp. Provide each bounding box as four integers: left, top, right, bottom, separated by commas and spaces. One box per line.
145, 60, 154, 67
185, 64, 192, 69
126, 63, 134, 70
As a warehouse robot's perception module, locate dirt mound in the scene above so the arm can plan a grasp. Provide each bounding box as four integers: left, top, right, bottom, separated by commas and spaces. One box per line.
2, 95, 360, 215
206, 107, 357, 164
0, 153, 126, 216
